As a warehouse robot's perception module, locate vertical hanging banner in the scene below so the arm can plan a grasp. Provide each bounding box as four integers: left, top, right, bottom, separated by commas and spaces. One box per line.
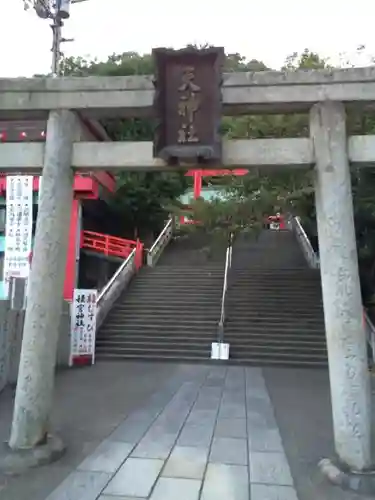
70, 289, 98, 366
3, 176, 33, 295
153, 46, 224, 166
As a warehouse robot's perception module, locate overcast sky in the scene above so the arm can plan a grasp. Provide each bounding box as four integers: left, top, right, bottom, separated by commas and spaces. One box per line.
1, 0, 375, 77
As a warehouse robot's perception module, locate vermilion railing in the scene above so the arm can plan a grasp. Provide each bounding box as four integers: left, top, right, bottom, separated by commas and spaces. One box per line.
81, 231, 144, 269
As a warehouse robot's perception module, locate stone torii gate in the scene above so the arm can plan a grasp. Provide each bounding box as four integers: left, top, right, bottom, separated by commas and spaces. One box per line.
0, 53, 375, 488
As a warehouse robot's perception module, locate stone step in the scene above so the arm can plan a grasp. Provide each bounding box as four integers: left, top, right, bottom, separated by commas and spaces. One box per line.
98, 230, 326, 368
104, 316, 218, 325
108, 309, 323, 321
98, 333, 326, 344
96, 337, 326, 350
100, 323, 324, 336
95, 344, 326, 359
95, 350, 328, 367
100, 323, 217, 333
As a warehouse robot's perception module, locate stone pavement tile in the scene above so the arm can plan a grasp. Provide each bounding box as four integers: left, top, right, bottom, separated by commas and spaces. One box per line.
131, 433, 177, 459
250, 484, 299, 500
162, 445, 208, 479
199, 387, 222, 398
186, 409, 217, 426
209, 437, 248, 465
151, 414, 186, 433
130, 407, 162, 422
248, 428, 284, 452
45, 471, 111, 500
147, 420, 182, 436
215, 418, 247, 439
245, 367, 264, 384
247, 409, 277, 430
108, 417, 152, 444
218, 404, 246, 419
193, 396, 221, 411
207, 367, 227, 379
103, 457, 164, 497
222, 392, 245, 404
249, 451, 294, 486
225, 379, 245, 390
246, 396, 274, 414
201, 463, 249, 500
167, 397, 196, 412
177, 424, 214, 447
77, 441, 134, 474
203, 377, 224, 387
246, 386, 271, 400
150, 477, 201, 500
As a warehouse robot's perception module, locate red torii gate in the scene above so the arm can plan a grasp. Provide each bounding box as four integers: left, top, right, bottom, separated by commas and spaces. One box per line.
184, 169, 285, 228
185, 169, 249, 199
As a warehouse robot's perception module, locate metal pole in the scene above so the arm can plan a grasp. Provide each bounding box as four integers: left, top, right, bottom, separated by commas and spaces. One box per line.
29, 1, 89, 77
51, 17, 62, 77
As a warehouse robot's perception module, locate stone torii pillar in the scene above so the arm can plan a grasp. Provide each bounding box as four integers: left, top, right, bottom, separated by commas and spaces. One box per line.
311, 102, 372, 474
7, 110, 77, 458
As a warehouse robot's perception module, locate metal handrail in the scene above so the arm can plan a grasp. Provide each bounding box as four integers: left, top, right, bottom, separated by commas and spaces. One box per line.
293, 216, 319, 269
97, 249, 136, 303
218, 236, 233, 342
149, 219, 173, 255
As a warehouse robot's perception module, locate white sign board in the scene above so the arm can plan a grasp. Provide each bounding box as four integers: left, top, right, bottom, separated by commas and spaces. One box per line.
70, 289, 98, 366
211, 342, 230, 360
3, 176, 33, 295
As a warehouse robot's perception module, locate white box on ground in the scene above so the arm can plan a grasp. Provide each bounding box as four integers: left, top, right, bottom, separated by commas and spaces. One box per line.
211, 342, 230, 360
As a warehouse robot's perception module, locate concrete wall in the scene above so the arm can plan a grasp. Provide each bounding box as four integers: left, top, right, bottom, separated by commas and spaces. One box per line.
4, 299, 71, 387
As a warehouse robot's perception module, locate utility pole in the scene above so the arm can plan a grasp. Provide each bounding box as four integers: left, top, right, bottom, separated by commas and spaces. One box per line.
25, 0, 88, 76
51, 15, 63, 76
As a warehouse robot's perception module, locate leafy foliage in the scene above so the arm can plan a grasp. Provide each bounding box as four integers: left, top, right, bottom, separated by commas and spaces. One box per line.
59, 52, 188, 236
59, 47, 375, 300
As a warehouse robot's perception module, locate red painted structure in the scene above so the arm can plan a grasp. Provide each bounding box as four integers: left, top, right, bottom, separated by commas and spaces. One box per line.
185, 169, 249, 199
81, 231, 144, 270
0, 120, 132, 302
1, 176, 118, 301
180, 169, 249, 225
181, 170, 286, 229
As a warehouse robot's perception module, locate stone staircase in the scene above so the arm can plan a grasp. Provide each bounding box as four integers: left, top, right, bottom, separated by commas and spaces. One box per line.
96, 228, 327, 367
225, 230, 327, 367
96, 233, 226, 361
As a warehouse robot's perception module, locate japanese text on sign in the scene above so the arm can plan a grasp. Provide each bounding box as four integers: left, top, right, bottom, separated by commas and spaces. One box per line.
177, 66, 201, 144
4, 176, 33, 294
70, 289, 98, 365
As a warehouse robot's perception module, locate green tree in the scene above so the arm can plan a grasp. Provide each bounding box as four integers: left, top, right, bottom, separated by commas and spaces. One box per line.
60, 47, 375, 303
60, 52, 188, 239
186, 50, 327, 241
59, 49, 274, 240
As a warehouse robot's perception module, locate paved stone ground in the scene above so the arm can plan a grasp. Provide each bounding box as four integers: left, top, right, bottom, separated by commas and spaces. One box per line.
44, 364, 298, 500
0, 362, 177, 500
264, 367, 375, 500
1, 362, 374, 500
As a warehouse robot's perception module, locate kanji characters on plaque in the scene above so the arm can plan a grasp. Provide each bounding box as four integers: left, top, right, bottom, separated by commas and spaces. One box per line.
3, 176, 33, 295
70, 289, 98, 365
